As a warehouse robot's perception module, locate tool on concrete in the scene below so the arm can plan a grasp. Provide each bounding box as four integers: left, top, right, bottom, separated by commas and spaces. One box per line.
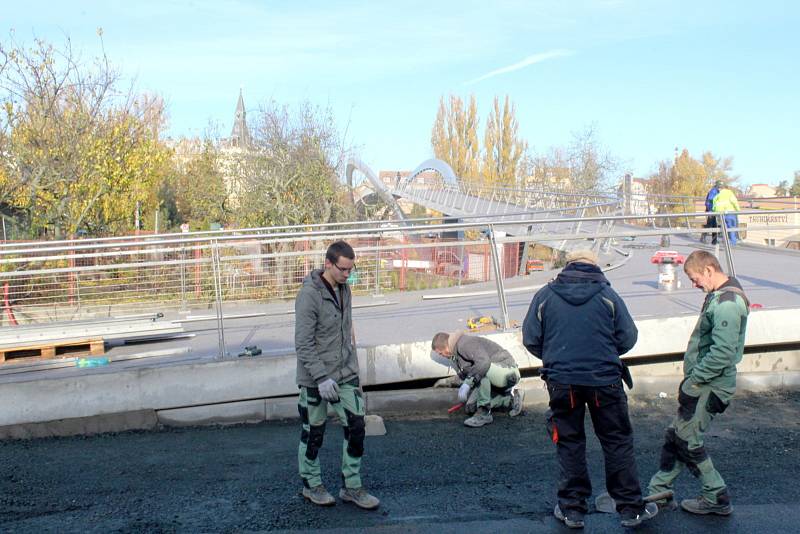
237, 345, 262, 357
594, 490, 674, 514
466, 316, 498, 331
76, 357, 110, 368
447, 402, 464, 414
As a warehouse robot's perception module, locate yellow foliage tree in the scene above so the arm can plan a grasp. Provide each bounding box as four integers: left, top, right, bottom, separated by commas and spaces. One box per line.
431, 95, 480, 187
482, 95, 527, 190
0, 35, 170, 238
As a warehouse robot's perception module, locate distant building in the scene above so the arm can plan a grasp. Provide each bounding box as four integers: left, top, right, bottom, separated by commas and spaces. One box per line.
378, 169, 440, 189
747, 183, 777, 198
222, 89, 252, 149
219, 90, 253, 206
618, 174, 655, 216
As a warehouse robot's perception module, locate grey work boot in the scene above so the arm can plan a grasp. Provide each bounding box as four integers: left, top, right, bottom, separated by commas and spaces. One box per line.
620, 502, 658, 527
509, 387, 525, 417
680, 496, 733, 516
464, 408, 493, 427
554, 504, 585, 529
302, 485, 336, 506
339, 487, 380, 510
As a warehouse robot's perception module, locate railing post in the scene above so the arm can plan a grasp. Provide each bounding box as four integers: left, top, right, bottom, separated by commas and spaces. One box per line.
719, 214, 736, 277
180, 245, 187, 311
373, 237, 382, 297
211, 240, 227, 359
487, 224, 510, 329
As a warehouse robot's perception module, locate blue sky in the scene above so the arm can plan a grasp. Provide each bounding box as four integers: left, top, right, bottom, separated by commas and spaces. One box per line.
5, 0, 799, 186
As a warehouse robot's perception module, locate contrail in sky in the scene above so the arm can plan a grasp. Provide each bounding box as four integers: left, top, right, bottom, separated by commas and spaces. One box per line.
465, 49, 574, 85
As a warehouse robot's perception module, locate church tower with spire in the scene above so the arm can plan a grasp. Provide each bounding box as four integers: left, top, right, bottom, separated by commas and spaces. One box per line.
228, 89, 251, 148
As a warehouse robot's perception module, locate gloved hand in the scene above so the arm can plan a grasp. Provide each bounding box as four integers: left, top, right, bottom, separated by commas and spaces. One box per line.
318, 378, 340, 402
458, 382, 471, 403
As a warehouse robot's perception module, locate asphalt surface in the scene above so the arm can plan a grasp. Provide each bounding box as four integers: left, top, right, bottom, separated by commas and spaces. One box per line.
1, 389, 799, 533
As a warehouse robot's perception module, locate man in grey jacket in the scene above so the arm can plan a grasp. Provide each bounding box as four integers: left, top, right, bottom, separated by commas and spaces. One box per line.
294, 240, 379, 510
431, 331, 524, 427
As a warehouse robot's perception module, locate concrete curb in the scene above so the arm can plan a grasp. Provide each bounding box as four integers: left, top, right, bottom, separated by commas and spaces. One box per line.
4, 370, 800, 439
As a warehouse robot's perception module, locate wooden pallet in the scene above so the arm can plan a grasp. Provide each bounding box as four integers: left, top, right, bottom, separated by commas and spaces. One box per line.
0, 337, 105, 364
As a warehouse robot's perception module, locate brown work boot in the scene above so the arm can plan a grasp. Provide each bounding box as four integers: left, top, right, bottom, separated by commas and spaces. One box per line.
339, 487, 380, 510
302, 484, 335, 506
681, 496, 733, 516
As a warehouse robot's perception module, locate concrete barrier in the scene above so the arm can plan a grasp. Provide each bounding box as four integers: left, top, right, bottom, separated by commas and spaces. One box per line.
0, 308, 797, 437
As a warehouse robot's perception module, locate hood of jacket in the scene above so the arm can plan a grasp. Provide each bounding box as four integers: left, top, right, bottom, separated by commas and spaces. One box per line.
548, 262, 610, 306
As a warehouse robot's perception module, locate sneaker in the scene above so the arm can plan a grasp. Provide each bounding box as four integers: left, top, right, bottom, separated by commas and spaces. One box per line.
509, 387, 525, 417
680, 496, 732, 516
464, 408, 493, 427
620, 502, 658, 527
302, 485, 335, 506
554, 503, 585, 529
339, 487, 380, 510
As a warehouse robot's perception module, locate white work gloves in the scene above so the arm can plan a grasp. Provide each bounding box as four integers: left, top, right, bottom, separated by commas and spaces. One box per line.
458, 382, 471, 403
318, 378, 340, 402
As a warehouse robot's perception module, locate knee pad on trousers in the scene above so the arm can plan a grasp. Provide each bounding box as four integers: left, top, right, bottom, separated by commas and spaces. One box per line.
305, 423, 326, 460
306, 387, 322, 407
665, 428, 708, 477
659, 429, 678, 471
298, 404, 309, 424
345, 409, 365, 458
505, 372, 519, 389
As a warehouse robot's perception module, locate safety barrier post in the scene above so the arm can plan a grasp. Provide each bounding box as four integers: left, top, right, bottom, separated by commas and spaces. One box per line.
210, 240, 227, 359
487, 224, 510, 329
719, 214, 737, 277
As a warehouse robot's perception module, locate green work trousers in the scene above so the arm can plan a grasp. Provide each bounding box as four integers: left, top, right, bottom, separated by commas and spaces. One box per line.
474, 363, 520, 410
647, 378, 730, 504
298, 381, 365, 490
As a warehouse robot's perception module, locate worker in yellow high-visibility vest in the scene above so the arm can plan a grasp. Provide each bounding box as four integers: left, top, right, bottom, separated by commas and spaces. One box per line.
712, 184, 741, 245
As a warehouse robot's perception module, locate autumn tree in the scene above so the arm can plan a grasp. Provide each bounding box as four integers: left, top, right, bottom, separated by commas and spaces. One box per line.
168, 138, 229, 230
527, 126, 617, 193
649, 149, 736, 214
235, 101, 354, 228
482, 95, 528, 189
790, 171, 800, 197
0, 34, 170, 238
431, 94, 480, 187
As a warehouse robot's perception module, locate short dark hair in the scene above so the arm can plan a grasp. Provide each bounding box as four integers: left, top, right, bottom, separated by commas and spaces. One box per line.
684, 250, 723, 274
326, 240, 355, 264
431, 332, 450, 351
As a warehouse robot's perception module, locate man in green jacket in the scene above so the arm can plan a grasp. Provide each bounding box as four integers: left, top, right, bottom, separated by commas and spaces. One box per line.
647, 250, 749, 515
294, 240, 379, 510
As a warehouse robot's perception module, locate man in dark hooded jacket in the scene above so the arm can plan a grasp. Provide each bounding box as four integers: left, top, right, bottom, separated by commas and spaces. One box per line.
522, 249, 657, 529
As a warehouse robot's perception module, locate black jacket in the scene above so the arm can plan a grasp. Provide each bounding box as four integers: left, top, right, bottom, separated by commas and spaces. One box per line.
522, 262, 638, 386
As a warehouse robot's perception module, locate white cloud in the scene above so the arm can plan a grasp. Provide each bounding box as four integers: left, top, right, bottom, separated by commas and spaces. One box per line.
464, 49, 575, 85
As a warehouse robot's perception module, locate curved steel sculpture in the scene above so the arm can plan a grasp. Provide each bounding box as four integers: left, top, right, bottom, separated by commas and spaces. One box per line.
345, 158, 407, 220
401, 158, 460, 189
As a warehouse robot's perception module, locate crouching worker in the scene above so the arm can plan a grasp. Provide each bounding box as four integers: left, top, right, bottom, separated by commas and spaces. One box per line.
431, 331, 524, 427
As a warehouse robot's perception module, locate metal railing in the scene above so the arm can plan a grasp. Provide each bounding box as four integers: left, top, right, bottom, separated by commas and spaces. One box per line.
1, 207, 799, 363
